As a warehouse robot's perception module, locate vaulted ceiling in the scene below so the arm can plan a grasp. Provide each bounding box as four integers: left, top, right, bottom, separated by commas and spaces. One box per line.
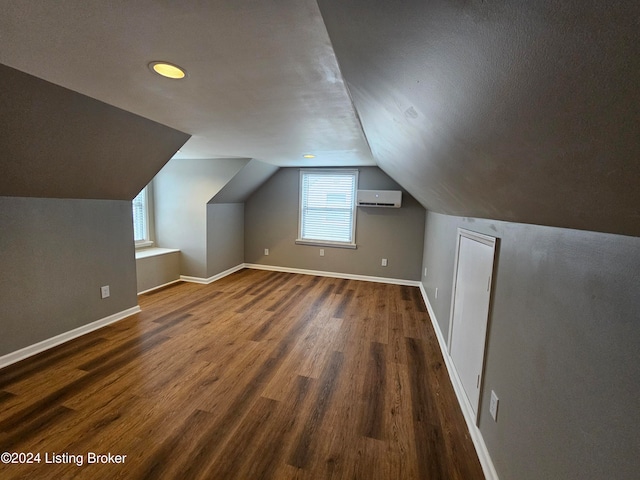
1, 1, 638, 236
318, 0, 640, 237
0, 64, 189, 200
0, 0, 372, 168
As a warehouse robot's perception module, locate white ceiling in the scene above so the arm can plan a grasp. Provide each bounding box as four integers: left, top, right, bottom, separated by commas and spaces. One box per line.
0, 0, 374, 167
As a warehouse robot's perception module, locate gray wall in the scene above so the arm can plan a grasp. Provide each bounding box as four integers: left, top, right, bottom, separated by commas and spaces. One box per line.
153, 158, 249, 278
135, 251, 180, 294
0, 197, 138, 357
245, 167, 425, 280
207, 203, 245, 277
421, 211, 640, 480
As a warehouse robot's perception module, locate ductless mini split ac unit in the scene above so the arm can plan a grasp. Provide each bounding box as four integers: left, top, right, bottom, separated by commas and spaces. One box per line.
356, 190, 402, 208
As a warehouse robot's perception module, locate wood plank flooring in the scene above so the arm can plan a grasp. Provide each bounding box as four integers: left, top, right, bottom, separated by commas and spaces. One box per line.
0, 269, 484, 479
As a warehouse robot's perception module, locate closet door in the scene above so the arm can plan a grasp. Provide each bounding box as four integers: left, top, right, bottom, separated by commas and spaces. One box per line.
448, 229, 496, 420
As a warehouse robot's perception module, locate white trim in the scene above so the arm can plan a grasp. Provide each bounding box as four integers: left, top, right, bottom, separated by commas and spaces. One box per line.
179, 262, 420, 287
419, 283, 500, 480
135, 247, 180, 259
455, 227, 496, 246
137, 279, 182, 295
0, 306, 141, 370
294, 239, 357, 249
244, 263, 420, 286
133, 185, 152, 244
298, 168, 359, 247
448, 228, 497, 421
180, 263, 247, 285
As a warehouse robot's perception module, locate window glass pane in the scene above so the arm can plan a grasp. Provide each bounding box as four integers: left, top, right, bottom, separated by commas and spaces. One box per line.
132, 189, 147, 242
299, 170, 357, 244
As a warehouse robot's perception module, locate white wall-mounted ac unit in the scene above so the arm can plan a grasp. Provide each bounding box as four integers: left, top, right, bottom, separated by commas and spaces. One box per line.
356, 190, 402, 208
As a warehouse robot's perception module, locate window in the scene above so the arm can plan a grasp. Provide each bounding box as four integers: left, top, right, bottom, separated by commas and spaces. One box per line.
132, 186, 153, 247
297, 169, 358, 248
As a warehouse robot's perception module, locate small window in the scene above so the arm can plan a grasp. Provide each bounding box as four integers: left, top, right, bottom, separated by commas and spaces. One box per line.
297, 169, 358, 248
132, 187, 152, 247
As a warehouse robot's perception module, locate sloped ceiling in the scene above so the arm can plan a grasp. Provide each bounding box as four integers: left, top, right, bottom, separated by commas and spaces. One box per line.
1, 1, 639, 236
0, 0, 373, 168
0, 64, 189, 200
318, 0, 640, 237
210, 160, 279, 204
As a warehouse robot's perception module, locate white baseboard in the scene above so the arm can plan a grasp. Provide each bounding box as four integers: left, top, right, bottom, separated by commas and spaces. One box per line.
0, 306, 141, 370
244, 263, 421, 286
137, 279, 182, 295
180, 263, 420, 287
180, 263, 247, 285
419, 284, 500, 480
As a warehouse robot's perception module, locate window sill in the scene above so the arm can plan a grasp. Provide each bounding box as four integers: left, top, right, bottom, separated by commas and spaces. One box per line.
295, 239, 357, 250
135, 240, 154, 249
135, 247, 180, 260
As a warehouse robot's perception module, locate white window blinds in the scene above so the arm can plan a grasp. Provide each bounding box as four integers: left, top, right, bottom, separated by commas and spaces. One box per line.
299, 170, 358, 246
132, 188, 148, 243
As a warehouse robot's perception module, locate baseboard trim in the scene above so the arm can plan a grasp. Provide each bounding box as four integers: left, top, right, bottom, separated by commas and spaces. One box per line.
180, 263, 246, 285
244, 263, 420, 286
137, 279, 182, 295
180, 263, 419, 287
0, 306, 141, 370
419, 284, 500, 480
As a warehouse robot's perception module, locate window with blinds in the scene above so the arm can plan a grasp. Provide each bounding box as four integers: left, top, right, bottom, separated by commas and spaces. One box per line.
297, 169, 358, 247
132, 187, 149, 244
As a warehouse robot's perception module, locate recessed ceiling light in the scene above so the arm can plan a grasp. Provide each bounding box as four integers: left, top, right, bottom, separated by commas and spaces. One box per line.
149, 61, 187, 79
303, 154, 316, 159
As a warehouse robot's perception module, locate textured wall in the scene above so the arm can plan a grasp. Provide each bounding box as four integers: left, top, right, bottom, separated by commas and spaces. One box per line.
422, 211, 640, 480
245, 167, 425, 280
0, 197, 138, 356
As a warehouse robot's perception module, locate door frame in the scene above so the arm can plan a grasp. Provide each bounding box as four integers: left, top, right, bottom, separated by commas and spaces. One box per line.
447, 228, 497, 423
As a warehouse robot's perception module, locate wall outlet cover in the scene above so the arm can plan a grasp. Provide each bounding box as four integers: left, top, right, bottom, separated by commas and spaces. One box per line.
264, 248, 269, 256
381, 258, 388, 266
320, 249, 325, 256
490, 390, 499, 421
100, 285, 110, 299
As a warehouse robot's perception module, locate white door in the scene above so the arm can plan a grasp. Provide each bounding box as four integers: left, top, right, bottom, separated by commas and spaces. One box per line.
448, 229, 496, 420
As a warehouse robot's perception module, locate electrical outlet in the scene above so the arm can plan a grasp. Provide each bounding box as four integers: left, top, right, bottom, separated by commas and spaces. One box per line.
435, 287, 438, 299
490, 390, 499, 421
264, 248, 269, 256
381, 258, 388, 267
424, 267, 428, 277
320, 249, 325, 257
100, 285, 110, 299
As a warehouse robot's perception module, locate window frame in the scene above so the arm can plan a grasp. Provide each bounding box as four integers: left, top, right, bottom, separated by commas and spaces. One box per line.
296, 168, 359, 249
132, 185, 154, 249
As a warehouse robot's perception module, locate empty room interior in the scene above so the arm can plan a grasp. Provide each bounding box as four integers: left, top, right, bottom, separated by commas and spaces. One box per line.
1, 1, 639, 480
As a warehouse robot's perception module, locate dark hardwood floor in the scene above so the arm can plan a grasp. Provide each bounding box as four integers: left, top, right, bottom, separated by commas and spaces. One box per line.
0, 269, 484, 479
